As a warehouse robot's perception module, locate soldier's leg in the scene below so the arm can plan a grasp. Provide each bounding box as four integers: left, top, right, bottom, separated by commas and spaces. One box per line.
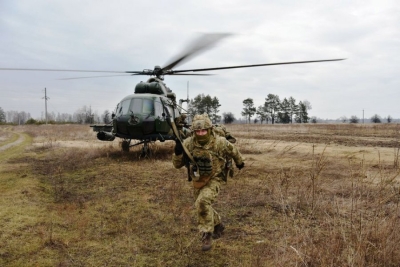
194, 179, 221, 233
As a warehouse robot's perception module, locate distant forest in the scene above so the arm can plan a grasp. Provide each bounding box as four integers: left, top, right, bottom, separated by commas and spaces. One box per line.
0, 94, 396, 125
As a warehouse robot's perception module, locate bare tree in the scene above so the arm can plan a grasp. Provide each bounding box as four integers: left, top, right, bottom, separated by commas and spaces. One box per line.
0, 107, 5, 123
6, 111, 31, 124
74, 106, 94, 124
103, 110, 111, 124
56, 113, 73, 123
339, 116, 348, 123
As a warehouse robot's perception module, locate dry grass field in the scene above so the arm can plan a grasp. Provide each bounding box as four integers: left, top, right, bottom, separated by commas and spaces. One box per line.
0, 123, 399, 266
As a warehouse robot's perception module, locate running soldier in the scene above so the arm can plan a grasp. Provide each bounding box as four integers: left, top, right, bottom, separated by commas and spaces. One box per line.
172, 113, 244, 251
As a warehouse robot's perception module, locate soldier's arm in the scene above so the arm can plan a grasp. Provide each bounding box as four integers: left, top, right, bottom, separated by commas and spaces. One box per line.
172, 153, 185, 169
224, 140, 244, 167
172, 138, 190, 169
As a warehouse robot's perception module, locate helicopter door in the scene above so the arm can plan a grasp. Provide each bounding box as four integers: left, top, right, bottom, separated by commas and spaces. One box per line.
154, 99, 169, 133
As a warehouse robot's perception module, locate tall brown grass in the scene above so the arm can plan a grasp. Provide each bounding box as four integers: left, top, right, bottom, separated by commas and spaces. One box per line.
0, 124, 399, 266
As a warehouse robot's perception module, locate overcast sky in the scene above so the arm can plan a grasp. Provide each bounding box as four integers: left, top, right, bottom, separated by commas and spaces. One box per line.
1, 0, 399, 121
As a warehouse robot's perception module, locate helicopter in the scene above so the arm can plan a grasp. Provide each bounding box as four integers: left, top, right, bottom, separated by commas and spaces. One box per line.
0, 33, 344, 155
91, 75, 188, 155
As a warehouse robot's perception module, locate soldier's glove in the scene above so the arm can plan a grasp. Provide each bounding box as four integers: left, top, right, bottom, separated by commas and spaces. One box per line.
236, 162, 245, 170
174, 139, 183, 156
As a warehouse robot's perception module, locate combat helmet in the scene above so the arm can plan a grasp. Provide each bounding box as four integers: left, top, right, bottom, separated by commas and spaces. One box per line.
191, 113, 213, 131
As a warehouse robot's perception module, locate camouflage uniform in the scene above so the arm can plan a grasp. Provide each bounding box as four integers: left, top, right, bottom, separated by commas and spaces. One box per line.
213, 124, 237, 179
175, 114, 191, 139
172, 114, 244, 250
213, 124, 237, 144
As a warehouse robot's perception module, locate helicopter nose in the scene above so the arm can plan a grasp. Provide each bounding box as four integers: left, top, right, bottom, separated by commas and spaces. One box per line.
128, 115, 140, 125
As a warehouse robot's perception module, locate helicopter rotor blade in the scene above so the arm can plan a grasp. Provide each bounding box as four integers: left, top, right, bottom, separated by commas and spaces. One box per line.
58, 74, 142, 80
0, 67, 157, 77
161, 33, 232, 72
170, 58, 346, 74
59, 73, 212, 80
0, 67, 131, 73
0, 58, 344, 78
168, 73, 214, 76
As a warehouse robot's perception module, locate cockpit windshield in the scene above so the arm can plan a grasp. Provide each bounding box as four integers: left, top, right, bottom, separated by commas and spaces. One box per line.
116, 98, 154, 116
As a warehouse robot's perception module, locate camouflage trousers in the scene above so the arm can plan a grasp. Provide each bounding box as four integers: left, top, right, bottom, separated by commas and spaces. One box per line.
193, 178, 221, 233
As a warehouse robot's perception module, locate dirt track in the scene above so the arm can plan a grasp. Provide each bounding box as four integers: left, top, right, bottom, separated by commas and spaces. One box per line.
0, 132, 25, 152
0, 127, 27, 153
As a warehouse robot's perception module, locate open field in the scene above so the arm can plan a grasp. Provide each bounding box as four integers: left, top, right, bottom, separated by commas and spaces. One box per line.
0, 123, 399, 266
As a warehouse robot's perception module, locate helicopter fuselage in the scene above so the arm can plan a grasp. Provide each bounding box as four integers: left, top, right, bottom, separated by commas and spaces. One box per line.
91, 78, 184, 144
113, 93, 175, 140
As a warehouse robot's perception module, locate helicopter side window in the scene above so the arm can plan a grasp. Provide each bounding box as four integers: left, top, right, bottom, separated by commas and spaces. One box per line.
168, 107, 173, 117
154, 100, 164, 117
174, 108, 180, 118
115, 103, 120, 115
168, 106, 178, 119
117, 99, 131, 116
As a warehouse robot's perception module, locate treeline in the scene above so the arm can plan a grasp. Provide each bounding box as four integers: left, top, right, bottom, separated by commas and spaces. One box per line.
0, 106, 112, 125
339, 114, 394, 124
187, 94, 221, 123
184, 93, 311, 125
242, 94, 311, 124
0, 109, 32, 125
1, 95, 395, 125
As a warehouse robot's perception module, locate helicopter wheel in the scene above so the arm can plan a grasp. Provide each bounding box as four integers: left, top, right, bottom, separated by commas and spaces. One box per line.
140, 141, 151, 158
121, 139, 131, 152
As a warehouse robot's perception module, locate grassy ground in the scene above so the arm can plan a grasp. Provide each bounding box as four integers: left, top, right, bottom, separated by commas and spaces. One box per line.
0, 124, 399, 266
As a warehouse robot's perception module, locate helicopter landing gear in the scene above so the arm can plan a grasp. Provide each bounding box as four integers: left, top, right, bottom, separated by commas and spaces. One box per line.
121, 139, 131, 152
140, 141, 151, 158
123, 140, 152, 157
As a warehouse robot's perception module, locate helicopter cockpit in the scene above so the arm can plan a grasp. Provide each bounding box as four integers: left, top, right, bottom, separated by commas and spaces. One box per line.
114, 96, 178, 118
115, 98, 154, 117
111, 94, 179, 139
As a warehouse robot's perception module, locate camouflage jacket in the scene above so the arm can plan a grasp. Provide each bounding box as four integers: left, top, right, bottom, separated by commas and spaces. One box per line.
172, 131, 244, 187
213, 124, 236, 143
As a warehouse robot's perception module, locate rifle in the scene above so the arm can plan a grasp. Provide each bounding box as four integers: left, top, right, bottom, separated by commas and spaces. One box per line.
169, 116, 198, 182
183, 152, 192, 182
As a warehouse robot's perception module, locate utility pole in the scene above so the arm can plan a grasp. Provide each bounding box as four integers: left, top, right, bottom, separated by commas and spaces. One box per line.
43, 88, 50, 124
363, 109, 364, 124
89, 105, 92, 124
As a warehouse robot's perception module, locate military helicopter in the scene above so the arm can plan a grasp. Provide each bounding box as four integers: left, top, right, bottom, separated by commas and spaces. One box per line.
0, 33, 344, 155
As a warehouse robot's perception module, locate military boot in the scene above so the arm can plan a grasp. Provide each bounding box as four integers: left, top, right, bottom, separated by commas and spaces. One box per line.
212, 223, 225, 239
201, 232, 213, 251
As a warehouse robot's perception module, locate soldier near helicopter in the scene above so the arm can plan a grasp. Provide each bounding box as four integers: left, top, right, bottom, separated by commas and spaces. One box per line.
213, 124, 237, 180
175, 114, 191, 139
172, 114, 245, 251
213, 124, 236, 144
